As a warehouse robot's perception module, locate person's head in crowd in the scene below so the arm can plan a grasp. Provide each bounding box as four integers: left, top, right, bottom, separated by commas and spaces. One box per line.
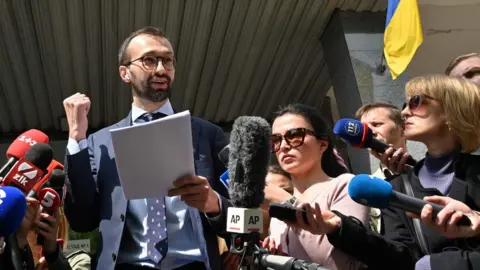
356, 102, 406, 150
445, 52, 480, 87
271, 103, 348, 192
265, 164, 293, 194
118, 26, 175, 110
402, 75, 480, 154
260, 164, 293, 239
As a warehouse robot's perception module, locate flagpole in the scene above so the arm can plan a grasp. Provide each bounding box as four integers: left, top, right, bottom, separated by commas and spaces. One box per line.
376, 51, 386, 75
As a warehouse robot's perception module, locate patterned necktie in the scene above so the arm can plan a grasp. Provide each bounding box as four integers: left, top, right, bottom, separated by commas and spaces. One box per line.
139, 112, 168, 264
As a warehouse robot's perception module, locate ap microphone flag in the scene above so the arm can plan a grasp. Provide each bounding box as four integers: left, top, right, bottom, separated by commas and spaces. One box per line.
226, 116, 271, 234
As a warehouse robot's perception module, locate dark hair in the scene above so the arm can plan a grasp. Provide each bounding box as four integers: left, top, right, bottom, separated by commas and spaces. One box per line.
268, 164, 291, 179
274, 103, 349, 178
118, 26, 167, 65
355, 102, 404, 127
445, 53, 480, 75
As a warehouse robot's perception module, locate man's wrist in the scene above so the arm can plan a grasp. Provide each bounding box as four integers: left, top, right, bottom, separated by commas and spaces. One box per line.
205, 192, 221, 216
69, 130, 86, 142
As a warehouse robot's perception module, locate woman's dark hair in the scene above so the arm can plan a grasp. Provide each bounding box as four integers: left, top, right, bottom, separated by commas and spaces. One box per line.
273, 103, 349, 178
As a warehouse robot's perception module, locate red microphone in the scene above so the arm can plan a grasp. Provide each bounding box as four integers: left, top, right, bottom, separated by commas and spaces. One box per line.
37, 187, 61, 246
0, 129, 49, 178
2, 143, 53, 195
31, 160, 64, 197
4, 158, 44, 194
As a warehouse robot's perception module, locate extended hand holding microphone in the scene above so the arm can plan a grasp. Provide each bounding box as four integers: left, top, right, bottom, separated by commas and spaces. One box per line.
2, 142, 53, 270
36, 169, 65, 245
333, 118, 416, 167
348, 174, 471, 226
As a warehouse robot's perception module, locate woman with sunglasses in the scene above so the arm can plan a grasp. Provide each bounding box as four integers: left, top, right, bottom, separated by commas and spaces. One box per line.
262, 104, 370, 270
287, 75, 480, 270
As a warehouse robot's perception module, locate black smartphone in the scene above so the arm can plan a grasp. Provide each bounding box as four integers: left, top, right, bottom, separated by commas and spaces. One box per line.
269, 203, 309, 224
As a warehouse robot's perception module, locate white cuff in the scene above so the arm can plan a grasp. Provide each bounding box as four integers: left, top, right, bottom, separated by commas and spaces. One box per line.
67, 138, 88, 155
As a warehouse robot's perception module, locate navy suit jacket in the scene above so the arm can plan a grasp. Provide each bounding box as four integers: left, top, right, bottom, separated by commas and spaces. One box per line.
64, 112, 230, 270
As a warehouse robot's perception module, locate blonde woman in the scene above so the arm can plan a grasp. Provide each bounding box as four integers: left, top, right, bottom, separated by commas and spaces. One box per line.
286, 75, 480, 270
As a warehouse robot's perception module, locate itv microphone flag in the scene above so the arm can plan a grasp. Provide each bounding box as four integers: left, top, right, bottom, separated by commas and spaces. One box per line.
384, 0, 423, 80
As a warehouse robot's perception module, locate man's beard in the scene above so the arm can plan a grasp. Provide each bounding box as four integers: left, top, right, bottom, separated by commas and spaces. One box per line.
131, 75, 172, 103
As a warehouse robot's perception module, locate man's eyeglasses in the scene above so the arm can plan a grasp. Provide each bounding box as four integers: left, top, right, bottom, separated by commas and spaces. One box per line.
406, 94, 435, 111
271, 128, 325, 153
123, 55, 176, 71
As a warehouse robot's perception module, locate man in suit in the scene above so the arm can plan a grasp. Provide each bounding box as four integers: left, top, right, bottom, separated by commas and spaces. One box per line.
62, 26, 230, 270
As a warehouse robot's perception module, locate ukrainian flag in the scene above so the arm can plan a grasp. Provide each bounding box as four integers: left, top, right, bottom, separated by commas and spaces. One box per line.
384, 0, 423, 80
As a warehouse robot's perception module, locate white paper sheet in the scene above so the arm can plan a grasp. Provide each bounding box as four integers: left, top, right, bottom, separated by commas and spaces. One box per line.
109, 110, 195, 199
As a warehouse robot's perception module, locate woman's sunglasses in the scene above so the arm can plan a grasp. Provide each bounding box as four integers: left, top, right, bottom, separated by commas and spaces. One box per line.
404, 94, 435, 111
271, 128, 325, 153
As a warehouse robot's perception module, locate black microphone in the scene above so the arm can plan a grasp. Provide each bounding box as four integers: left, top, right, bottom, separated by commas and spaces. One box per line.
43, 169, 66, 199
333, 118, 416, 166
226, 116, 271, 257
259, 253, 331, 270
348, 174, 471, 226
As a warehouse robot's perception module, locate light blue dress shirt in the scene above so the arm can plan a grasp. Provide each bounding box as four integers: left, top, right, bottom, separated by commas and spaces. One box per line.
66, 100, 213, 270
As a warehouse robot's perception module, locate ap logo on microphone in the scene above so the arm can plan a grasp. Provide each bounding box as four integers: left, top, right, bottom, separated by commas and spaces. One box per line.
226, 207, 263, 234
345, 121, 360, 136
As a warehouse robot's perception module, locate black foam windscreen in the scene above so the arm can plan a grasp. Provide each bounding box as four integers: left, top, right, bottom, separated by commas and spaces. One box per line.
228, 116, 271, 208
48, 169, 65, 196
24, 143, 54, 171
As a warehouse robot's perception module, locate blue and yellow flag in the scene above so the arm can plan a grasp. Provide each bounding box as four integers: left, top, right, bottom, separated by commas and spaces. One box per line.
384, 0, 423, 80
